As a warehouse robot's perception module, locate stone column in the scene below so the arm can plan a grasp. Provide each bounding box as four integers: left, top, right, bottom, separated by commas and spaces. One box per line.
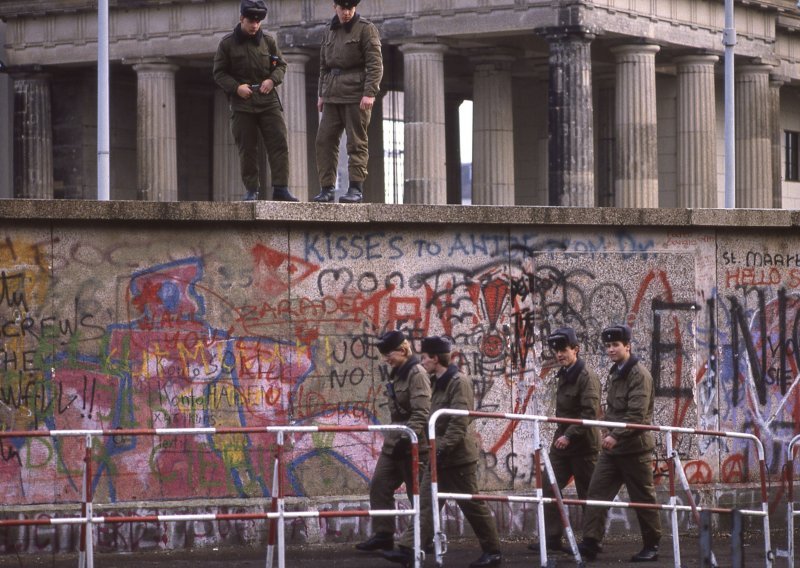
212, 90, 241, 202
735, 64, 772, 209
13, 74, 53, 199
400, 42, 447, 204
133, 59, 178, 202
545, 27, 595, 207
365, 96, 385, 203
282, 49, 311, 202
675, 55, 718, 208
595, 77, 615, 207
611, 44, 660, 208
445, 96, 463, 205
471, 53, 515, 205
770, 76, 785, 209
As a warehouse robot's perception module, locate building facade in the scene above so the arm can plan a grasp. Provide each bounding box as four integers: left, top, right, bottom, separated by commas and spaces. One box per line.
1, 0, 800, 207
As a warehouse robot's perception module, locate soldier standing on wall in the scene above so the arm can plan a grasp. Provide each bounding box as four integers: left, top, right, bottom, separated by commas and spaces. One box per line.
382, 336, 502, 568
213, 0, 299, 202
530, 326, 600, 554
578, 324, 662, 562
355, 331, 431, 553
312, 0, 383, 204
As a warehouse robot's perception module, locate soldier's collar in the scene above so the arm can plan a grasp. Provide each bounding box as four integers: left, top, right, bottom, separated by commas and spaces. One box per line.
330, 13, 361, 32
234, 24, 263, 45
609, 355, 639, 382
557, 358, 584, 384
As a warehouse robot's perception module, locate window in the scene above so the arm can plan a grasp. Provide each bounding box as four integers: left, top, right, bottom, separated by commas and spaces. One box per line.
786, 131, 799, 182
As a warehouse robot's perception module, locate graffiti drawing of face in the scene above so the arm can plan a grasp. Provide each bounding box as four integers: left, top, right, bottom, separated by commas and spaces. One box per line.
605, 340, 630, 364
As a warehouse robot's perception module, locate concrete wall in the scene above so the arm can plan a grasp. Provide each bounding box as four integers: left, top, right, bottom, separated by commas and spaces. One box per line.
0, 202, 797, 551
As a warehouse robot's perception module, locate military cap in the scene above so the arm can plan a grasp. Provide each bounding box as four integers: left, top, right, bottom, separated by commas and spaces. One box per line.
241, 0, 268, 19
601, 324, 632, 344
421, 336, 451, 355
547, 327, 578, 351
334, 0, 361, 7
376, 330, 406, 355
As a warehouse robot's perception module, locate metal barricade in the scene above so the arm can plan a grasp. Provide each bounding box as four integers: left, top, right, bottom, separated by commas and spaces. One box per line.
0, 425, 423, 568
786, 434, 800, 565
428, 409, 773, 568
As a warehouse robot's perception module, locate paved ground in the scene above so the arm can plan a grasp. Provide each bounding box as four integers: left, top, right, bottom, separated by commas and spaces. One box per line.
0, 534, 776, 568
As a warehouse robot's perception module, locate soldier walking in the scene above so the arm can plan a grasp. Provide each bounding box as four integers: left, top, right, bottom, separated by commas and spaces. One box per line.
382, 336, 502, 568
578, 324, 662, 562
530, 326, 600, 554
355, 331, 431, 553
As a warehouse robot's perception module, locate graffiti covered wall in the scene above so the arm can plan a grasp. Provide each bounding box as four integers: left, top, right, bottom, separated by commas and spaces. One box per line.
0, 211, 796, 547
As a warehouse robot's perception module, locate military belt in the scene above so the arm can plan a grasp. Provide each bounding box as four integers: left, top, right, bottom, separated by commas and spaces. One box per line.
329, 67, 360, 76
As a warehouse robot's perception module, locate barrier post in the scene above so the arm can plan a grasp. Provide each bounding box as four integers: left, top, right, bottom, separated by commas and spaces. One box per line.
83, 434, 95, 568
265, 430, 284, 568
537, 439, 582, 565
665, 434, 681, 568
699, 510, 713, 567
532, 421, 547, 567
430, 433, 444, 567
787, 435, 799, 566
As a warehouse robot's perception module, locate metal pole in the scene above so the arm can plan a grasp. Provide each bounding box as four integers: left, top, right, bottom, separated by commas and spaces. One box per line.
97, 0, 110, 200
723, 0, 736, 208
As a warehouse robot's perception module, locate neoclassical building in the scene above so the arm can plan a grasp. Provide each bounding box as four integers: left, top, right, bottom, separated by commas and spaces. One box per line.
1, 0, 800, 207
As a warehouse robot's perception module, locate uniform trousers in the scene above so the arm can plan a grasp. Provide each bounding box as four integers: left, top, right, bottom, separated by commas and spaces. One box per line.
542, 450, 597, 541
231, 105, 289, 190
315, 102, 372, 187
398, 462, 500, 553
369, 452, 427, 536
582, 451, 662, 547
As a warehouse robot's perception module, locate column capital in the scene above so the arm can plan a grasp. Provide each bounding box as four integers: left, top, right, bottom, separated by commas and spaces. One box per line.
736, 63, 773, 75
281, 47, 314, 64
130, 58, 179, 74
468, 48, 517, 70
399, 42, 447, 57
610, 43, 661, 59
541, 25, 596, 43
673, 54, 719, 67
770, 74, 790, 88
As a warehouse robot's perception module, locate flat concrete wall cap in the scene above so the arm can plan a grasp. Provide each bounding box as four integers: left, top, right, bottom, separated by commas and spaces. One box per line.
0, 199, 798, 229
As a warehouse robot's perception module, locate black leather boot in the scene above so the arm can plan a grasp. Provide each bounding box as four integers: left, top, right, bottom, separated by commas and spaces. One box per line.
339, 181, 363, 203
272, 185, 299, 202
312, 186, 336, 202
354, 532, 393, 552
243, 188, 259, 201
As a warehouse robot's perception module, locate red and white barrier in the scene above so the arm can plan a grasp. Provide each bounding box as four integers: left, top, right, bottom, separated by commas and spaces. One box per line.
786, 434, 800, 566
427, 409, 773, 568
0, 425, 423, 568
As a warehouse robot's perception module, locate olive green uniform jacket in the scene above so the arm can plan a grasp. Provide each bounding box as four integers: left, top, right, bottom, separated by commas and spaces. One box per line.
551, 358, 601, 456
213, 26, 287, 113
603, 356, 656, 454
432, 364, 480, 468
383, 355, 431, 456
318, 15, 382, 104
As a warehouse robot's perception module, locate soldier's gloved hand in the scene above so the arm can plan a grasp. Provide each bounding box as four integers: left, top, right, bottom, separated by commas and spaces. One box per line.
391, 436, 411, 458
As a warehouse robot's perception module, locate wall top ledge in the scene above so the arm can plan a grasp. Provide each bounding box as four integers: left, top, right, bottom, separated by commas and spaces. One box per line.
0, 200, 797, 229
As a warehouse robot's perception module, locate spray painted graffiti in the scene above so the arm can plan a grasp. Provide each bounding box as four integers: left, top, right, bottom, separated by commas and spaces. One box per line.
0, 224, 797, 541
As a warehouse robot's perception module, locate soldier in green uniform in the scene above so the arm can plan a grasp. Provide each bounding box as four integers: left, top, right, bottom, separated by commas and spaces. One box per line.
355, 331, 431, 553
530, 327, 600, 554
213, 0, 299, 202
578, 324, 662, 562
383, 336, 501, 568
312, 0, 383, 204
